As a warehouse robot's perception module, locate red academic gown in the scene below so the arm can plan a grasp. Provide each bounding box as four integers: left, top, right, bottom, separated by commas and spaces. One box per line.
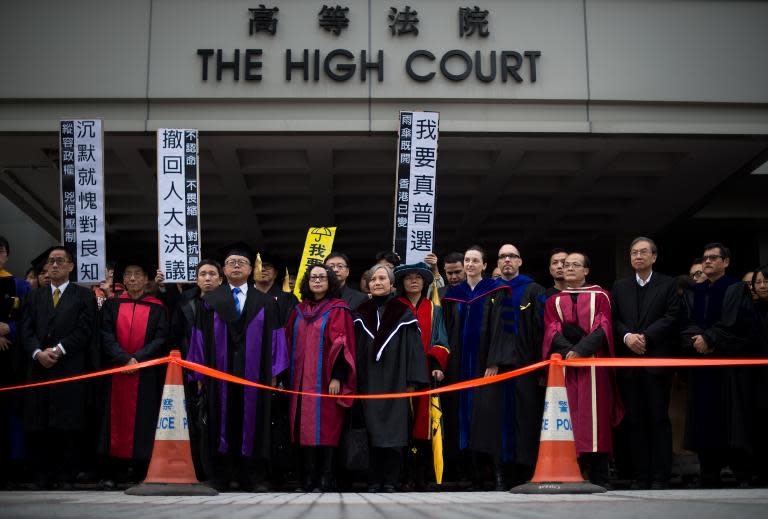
100, 294, 167, 460
399, 296, 449, 441
542, 286, 623, 455
286, 298, 356, 446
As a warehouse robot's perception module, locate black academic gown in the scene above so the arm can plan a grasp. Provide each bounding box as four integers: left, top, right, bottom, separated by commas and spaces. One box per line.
353, 295, 429, 448
489, 275, 546, 468
98, 294, 167, 460
340, 284, 368, 311
442, 279, 510, 460
266, 284, 298, 327
681, 276, 755, 454
21, 283, 97, 431
194, 283, 288, 465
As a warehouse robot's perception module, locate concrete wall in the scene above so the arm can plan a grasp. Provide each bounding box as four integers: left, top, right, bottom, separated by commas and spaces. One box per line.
1, 0, 767, 133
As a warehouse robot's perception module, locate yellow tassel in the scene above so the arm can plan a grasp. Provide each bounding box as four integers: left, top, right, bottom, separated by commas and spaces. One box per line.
253, 253, 263, 281
282, 267, 291, 292
431, 279, 441, 307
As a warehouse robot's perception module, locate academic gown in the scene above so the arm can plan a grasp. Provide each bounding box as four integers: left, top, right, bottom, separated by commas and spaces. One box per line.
542, 286, 623, 455
681, 276, 755, 453
186, 283, 289, 461
442, 279, 510, 459
99, 294, 167, 460
398, 296, 449, 441
286, 298, 356, 446
266, 284, 299, 327
21, 283, 97, 431
489, 275, 546, 466
0, 271, 30, 385
353, 295, 429, 448
340, 284, 369, 311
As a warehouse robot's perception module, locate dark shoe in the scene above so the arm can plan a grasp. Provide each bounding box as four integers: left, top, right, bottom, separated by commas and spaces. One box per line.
253, 483, 270, 493
99, 479, 116, 491
381, 484, 396, 493
494, 469, 506, 491
319, 473, 335, 492
630, 480, 651, 490
651, 480, 669, 490
367, 484, 381, 493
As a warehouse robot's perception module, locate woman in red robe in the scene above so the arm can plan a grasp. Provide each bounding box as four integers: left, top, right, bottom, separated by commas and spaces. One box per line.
285, 264, 356, 492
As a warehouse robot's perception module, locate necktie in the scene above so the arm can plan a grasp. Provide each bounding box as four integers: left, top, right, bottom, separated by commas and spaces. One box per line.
53, 288, 61, 308
232, 287, 242, 315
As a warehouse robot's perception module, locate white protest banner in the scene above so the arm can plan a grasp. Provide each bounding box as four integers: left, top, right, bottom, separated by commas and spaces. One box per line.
392, 111, 439, 264
157, 129, 201, 283
59, 119, 106, 284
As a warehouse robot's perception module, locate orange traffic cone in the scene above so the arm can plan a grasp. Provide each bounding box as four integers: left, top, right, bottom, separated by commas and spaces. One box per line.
126, 350, 217, 496
510, 354, 606, 494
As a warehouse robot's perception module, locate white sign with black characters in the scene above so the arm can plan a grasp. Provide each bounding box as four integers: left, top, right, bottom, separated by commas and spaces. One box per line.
393, 111, 439, 264
59, 119, 106, 285
157, 129, 201, 283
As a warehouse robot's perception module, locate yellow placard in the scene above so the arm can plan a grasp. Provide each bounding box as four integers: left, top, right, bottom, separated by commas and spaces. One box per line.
293, 227, 336, 299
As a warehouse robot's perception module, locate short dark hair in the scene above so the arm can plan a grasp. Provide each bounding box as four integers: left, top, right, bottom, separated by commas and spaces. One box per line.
375, 250, 401, 266
691, 257, 703, 266
569, 251, 591, 268
34, 260, 47, 276
465, 245, 486, 263
630, 236, 658, 255
548, 248, 567, 262
196, 259, 223, 277
704, 242, 731, 260
325, 251, 350, 266
0, 236, 9, 255
443, 252, 464, 265
298, 264, 341, 301
49, 246, 73, 263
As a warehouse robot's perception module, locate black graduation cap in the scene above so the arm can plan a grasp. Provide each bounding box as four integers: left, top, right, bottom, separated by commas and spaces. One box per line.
217, 241, 255, 265
115, 255, 155, 280
256, 251, 284, 273
29, 246, 56, 270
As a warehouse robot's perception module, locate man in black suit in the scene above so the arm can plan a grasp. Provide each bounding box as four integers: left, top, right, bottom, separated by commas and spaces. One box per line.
21, 246, 97, 488
611, 236, 680, 489
325, 251, 368, 310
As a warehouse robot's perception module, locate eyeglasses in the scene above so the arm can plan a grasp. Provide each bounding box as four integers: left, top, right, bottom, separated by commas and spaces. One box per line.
630, 249, 652, 257
309, 275, 328, 282
563, 262, 584, 269
224, 259, 251, 267
498, 253, 520, 261
46, 257, 70, 265
702, 254, 723, 263
326, 263, 348, 270
689, 270, 704, 278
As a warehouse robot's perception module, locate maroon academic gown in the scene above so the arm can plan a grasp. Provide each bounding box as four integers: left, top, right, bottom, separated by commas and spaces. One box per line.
542, 286, 623, 455
286, 298, 357, 446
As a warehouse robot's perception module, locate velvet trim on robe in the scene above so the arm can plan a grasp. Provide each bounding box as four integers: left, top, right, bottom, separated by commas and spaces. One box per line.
398, 296, 449, 440
542, 286, 623, 455
286, 298, 356, 446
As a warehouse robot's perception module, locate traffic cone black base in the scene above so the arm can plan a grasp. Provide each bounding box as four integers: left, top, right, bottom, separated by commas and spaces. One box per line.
126, 482, 218, 496
510, 481, 607, 494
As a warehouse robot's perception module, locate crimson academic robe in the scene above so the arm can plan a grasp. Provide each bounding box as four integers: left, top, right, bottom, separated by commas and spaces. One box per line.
186, 283, 289, 460
442, 279, 510, 458
286, 298, 356, 446
542, 285, 623, 455
354, 295, 429, 448
398, 296, 449, 441
99, 294, 167, 460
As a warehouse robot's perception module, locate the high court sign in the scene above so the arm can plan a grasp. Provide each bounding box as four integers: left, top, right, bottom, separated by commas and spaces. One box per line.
195, 4, 541, 85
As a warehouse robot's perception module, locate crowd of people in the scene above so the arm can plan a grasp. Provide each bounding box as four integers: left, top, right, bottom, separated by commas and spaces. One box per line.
1, 234, 767, 492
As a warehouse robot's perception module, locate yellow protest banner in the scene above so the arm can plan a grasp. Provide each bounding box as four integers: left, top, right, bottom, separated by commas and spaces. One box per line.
293, 227, 336, 300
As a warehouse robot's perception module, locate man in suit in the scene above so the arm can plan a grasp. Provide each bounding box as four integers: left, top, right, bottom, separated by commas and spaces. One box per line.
21, 246, 97, 488
325, 251, 368, 310
611, 236, 680, 489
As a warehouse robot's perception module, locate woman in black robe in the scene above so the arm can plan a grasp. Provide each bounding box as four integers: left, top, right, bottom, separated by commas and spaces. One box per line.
353, 264, 429, 492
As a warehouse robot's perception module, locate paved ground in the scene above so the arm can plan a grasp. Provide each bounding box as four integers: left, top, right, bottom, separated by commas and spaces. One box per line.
0, 489, 767, 519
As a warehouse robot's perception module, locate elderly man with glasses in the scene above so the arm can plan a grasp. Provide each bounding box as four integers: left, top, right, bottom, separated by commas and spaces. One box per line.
186, 243, 289, 492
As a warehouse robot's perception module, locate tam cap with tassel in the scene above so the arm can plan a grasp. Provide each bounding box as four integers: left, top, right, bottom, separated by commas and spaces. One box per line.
253, 253, 263, 281
282, 267, 291, 292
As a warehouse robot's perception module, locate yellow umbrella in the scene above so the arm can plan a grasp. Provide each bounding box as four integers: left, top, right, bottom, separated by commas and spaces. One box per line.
430, 384, 444, 485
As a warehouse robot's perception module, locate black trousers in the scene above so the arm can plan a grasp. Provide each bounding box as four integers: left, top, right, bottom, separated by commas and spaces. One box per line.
619, 368, 673, 483
27, 429, 80, 484
369, 447, 402, 486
